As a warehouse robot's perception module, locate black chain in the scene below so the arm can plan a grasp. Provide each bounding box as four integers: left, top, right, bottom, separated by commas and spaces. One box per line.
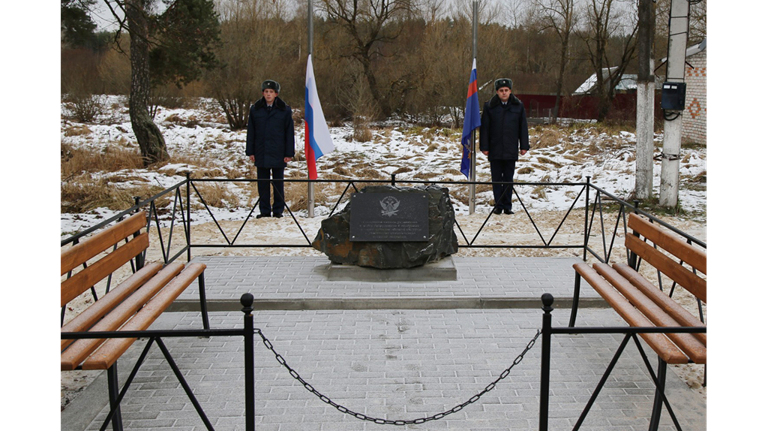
254, 328, 541, 426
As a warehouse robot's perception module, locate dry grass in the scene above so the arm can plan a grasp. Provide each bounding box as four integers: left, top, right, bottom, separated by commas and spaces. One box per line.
60, 143, 250, 213
61, 180, 131, 213
61, 143, 150, 213
61, 123, 697, 218
193, 182, 241, 209
61, 143, 144, 177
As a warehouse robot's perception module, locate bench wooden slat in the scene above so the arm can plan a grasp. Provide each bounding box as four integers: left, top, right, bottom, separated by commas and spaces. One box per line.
82, 263, 206, 370
613, 263, 706, 346
61, 212, 147, 275
594, 263, 706, 364
61, 263, 185, 371
573, 263, 689, 364
60, 263, 163, 351
628, 214, 706, 274
60, 210, 209, 431
60, 232, 149, 307
625, 234, 707, 303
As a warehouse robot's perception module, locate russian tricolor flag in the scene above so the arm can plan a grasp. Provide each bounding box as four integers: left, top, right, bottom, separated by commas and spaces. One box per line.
460, 58, 481, 179
304, 54, 335, 180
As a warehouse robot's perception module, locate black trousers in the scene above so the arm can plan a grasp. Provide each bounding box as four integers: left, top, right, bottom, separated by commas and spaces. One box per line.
489, 159, 516, 211
256, 167, 285, 216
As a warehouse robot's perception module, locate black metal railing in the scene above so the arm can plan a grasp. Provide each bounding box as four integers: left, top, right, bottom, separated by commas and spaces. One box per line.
62, 174, 705, 262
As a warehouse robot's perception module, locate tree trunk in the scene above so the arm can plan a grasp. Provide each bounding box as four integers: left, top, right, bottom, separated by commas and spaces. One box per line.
553, 36, 569, 122
126, 0, 169, 166
361, 55, 389, 118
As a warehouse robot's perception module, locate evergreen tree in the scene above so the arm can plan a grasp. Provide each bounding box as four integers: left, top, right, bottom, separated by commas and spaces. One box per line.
61, 0, 98, 48
105, 0, 220, 165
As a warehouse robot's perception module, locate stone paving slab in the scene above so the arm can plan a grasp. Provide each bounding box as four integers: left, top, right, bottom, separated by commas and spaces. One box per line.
63, 308, 705, 431
172, 256, 602, 311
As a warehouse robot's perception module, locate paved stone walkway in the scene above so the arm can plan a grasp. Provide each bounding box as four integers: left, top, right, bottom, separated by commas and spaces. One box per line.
61, 257, 706, 430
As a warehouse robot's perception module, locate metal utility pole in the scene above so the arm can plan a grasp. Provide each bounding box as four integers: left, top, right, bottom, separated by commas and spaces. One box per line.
635, 0, 655, 201
659, 0, 690, 208
307, 0, 315, 218
469, 0, 478, 215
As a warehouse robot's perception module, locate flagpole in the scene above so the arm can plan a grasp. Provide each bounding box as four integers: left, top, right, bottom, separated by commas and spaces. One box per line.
469, 1, 478, 215
307, 0, 315, 218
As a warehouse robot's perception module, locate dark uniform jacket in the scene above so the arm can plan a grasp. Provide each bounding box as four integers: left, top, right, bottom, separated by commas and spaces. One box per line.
479, 94, 530, 161
246, 96, 295, 168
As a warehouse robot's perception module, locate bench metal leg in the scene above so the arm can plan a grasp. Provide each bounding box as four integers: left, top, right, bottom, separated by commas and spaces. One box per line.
568, 273, 582, 327
198, 273, 210, 330
574, 334, 680, 431
100, 340, 156, 431
156, 338, 215, 430
648, 358, 668, 431
573, 333, 632, 430
100, 337, 214, 431
630, 336, 682, 431
106, 366, 124, 431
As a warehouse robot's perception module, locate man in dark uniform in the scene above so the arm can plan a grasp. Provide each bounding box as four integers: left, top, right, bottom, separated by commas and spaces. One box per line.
479, 78, 529, 214
246, 80, 295, 218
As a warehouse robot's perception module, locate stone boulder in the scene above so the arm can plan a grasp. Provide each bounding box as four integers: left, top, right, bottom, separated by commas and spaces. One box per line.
312, 185, 459, 269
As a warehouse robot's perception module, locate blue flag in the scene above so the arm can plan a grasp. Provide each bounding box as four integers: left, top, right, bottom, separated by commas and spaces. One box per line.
461, 59, 481, 179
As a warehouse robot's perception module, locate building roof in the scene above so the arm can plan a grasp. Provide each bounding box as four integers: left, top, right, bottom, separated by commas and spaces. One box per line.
658, 37, 707, 68
574, 38, 706, 96
573, 68, 649, 95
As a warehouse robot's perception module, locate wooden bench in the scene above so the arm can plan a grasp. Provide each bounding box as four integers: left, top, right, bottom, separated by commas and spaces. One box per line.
61, 211, 209, 430
570, 213, 705, 429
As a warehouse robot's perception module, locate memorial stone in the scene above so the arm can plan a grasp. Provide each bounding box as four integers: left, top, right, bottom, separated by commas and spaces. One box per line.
312, 185, 459, 269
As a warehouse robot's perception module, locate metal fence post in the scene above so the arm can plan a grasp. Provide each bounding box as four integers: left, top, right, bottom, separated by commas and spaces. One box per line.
629, 200, 641, 268
186, 172, 192, 262
539, 293, 554, 431
134, 196, 146, 270
582, 176, 591, 261
241, 293, 255, 431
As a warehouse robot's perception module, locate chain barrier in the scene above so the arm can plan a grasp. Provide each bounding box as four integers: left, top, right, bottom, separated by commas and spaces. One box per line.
254, 328, 541, 426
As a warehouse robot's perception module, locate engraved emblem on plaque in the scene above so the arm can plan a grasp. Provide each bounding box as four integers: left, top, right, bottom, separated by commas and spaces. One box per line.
380, 196, 400, 217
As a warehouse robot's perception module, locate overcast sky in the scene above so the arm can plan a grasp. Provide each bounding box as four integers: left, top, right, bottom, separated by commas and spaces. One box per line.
85, 0, 514, 31
89, 1, 125, 31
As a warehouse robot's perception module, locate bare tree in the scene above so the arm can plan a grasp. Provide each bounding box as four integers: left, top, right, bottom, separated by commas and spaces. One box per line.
319, 0, 414, 117
418, 0, 447, 23
536, 0, 576, 121
688, 0, 706, 43
451, 0, 500, 25
408, 16, 470, 126
208, 0, 289, 130
579, 0, 638, 121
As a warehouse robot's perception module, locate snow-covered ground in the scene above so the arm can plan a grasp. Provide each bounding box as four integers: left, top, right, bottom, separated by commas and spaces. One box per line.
60, 95, 706, 236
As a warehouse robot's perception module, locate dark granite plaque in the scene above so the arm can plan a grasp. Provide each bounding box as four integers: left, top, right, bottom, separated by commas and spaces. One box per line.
349, 192, 429, 242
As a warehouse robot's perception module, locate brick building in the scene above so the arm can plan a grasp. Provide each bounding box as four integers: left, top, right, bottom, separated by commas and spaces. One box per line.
681, 39, 707, 144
